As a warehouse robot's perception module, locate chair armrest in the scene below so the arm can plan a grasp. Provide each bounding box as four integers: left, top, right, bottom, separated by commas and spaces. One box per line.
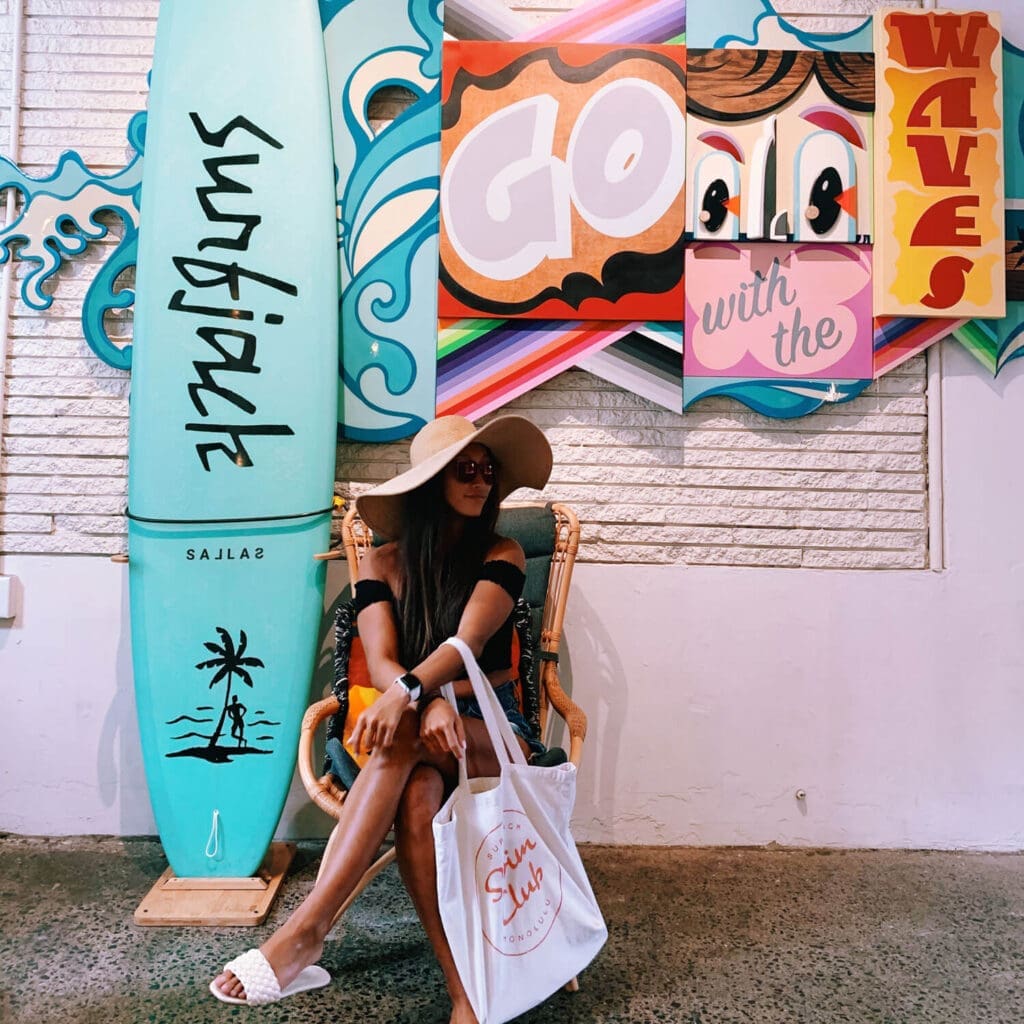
541, 661, 587, 768
298, 694, 349, 819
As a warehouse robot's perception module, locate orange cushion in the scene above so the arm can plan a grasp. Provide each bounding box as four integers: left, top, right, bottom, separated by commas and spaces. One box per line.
341, 637, 378, 769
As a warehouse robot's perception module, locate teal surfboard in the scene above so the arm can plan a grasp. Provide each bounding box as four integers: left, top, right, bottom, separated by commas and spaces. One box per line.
128, 0, 338, 877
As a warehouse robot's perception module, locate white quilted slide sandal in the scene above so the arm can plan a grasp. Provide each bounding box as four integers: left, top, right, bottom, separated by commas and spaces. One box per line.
210, 948, 331, 1006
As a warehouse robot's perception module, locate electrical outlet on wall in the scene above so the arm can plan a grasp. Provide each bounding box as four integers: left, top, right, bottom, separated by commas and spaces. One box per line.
0, 575, 19, 620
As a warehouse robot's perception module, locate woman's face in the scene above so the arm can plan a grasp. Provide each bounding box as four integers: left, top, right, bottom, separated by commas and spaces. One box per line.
443, 442, 495, 519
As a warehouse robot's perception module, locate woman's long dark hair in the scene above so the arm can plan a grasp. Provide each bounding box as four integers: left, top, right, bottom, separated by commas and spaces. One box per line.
396, 456, 501, 666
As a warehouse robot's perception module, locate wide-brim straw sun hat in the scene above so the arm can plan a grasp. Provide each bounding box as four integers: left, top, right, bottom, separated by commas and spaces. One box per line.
357, 415, 553, 540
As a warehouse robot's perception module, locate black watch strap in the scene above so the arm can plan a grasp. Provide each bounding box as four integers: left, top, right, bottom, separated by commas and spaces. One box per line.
418, 689, 444, 712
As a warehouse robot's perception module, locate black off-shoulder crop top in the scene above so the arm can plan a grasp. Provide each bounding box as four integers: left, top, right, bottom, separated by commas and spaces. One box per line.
353, 560, 526, 673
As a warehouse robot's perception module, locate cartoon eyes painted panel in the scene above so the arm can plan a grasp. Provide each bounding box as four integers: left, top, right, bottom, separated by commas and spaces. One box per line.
692, 144, 742, 241
795, 124, 861, 242
439, 41, 687, 321
686, 49, 875, 245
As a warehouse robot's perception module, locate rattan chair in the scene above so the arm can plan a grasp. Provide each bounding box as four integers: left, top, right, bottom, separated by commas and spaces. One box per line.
297, 500, 587, 931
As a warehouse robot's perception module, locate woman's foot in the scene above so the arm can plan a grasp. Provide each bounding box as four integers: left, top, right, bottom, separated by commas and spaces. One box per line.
211, 918, 325, 1002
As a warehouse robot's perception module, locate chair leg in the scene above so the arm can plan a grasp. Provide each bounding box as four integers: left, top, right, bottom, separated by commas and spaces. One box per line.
565, 976, 580, 993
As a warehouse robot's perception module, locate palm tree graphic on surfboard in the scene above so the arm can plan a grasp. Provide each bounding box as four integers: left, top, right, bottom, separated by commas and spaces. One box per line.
165, 627, 280, 763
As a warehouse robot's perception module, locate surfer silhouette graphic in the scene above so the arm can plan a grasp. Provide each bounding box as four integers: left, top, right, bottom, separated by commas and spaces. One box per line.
228, 695, 248, 747
167, 627, 276, 764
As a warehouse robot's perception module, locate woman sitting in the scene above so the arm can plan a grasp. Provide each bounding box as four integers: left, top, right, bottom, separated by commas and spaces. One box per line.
211, 413, 553, 1023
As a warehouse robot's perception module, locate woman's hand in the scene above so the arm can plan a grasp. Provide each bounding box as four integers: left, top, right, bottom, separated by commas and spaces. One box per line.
420, 696, 466, 760
350, 683, 409, 755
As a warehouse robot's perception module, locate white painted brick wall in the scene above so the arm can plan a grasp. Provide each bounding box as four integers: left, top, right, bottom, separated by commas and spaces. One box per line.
336, 358, 930, 568
0, 0, 934, 569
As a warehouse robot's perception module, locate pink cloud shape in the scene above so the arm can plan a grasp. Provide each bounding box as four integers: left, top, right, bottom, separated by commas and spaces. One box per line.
685, 243, 873, 380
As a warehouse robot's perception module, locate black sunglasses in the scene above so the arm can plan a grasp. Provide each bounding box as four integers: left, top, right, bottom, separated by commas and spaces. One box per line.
452, 457, 496, 484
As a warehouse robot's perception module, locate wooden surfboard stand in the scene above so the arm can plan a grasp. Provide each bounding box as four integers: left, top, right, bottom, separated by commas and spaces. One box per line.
134, 842, 296, 927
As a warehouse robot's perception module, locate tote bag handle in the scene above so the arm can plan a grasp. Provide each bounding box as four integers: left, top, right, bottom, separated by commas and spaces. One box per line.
441, 636, 528, 787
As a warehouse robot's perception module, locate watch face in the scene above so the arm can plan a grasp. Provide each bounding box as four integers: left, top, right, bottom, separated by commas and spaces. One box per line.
399, 673, 422, 700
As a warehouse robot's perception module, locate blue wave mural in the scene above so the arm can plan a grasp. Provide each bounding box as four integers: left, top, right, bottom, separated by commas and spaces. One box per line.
322, 0, 443, 441
684, 377, 872, 418
687, 0, 873, 52
0, 111, 144, 371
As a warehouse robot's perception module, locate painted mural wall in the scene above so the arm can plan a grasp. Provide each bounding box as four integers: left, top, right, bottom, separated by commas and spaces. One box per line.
8, 1, 1017, 432
1, 0, 992, 571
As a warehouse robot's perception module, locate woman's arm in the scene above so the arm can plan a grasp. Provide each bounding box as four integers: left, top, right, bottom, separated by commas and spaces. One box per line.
352, 544, 407, 693
349, 537, 526, 757
409, 536, 525, 691
348, 544, 417, 755
414, 536, 525, 759
357, 535, 526, 694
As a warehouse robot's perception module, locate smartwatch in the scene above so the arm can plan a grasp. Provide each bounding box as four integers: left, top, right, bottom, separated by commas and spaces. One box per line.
393, 671, 423, 705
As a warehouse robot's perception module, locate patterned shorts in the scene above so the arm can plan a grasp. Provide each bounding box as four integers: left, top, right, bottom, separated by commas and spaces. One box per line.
456, 680, 546, 758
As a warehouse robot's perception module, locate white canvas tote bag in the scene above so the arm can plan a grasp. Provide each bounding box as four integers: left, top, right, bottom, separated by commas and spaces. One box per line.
432, 636, 607, 1024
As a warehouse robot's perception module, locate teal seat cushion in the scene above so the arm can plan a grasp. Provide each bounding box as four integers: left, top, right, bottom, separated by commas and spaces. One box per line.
497, 504, 556, 612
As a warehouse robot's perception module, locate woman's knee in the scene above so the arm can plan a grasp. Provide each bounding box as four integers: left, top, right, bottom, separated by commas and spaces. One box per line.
372, 708, 423, 766
461, 717, 501, 778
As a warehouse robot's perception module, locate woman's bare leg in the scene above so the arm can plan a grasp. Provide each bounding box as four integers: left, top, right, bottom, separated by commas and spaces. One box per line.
394, 763, 478, 1024
393, 718, 531, 1024
212, 707, 442, 1001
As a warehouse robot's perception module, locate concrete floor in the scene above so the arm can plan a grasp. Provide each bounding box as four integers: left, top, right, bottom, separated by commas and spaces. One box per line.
1, 836, 1022, 1024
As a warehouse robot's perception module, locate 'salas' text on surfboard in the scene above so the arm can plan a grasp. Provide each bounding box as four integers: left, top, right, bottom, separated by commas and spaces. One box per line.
185, 547, 265, 561
171, 113, 299, 472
